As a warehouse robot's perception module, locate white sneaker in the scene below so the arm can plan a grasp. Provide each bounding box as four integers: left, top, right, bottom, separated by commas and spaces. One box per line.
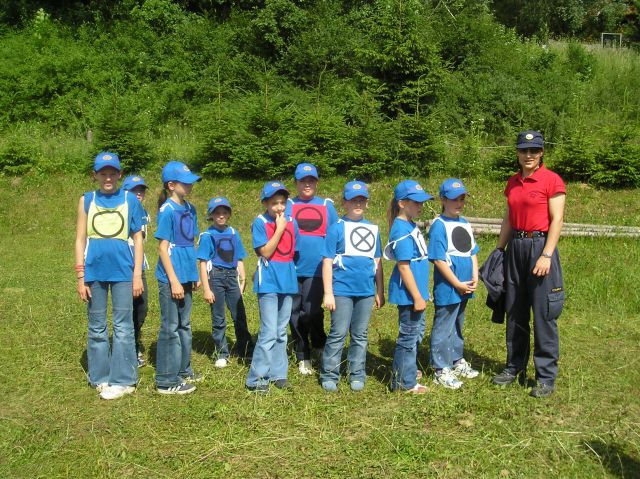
92, 382, 109, 393
433, 368, 463, 389
100, 385, 135, 400
215, 358, 228, 368
453, 359, 479, 379
298, 360, 314, 375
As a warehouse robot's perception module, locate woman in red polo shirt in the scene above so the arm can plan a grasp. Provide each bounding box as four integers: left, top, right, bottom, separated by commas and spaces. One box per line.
492, 130, 566, 398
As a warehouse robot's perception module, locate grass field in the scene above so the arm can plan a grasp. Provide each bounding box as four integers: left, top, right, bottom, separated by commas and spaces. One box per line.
1, 173, 639, 478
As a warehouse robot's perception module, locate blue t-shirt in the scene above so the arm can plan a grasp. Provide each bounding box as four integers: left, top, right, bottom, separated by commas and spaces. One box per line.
428, 215, 480, 306
155, 199, 200, 284
196, 225, 247, 269
252, 213, 300, 294
386, 218, 430, 305
322, 217, 382, 297
83, 189, 144, 282
285, 196, 338, 278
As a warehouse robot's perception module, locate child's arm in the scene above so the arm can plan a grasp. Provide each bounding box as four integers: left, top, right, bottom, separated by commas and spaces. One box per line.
470, 254, 479, 289
237, 260, 246, 294
374, 258, 385, 309
158, 239, 184, 299
432, 260, 476, 295
199, 260, 215, 304
322, 257, 335, 311
397, 261, 426, 312
257, 212, 287, 259
132, 230, 144, 298
75, 196, 91, 302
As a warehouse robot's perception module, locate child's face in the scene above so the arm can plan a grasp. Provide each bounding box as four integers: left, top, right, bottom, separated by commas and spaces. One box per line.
210, 206, 231, 227
343, 196, 368, 219
130, 185, 147, 203
94, 167, 121, 194
169, 181, 192, 199
295, 176, 318, 200
263, 194, 287, 217
442, 194, 466, 218
399, 199, 423, 220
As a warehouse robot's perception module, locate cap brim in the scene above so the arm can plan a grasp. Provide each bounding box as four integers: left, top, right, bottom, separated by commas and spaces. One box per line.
407, 192, 433, 202
180, 173, 202, 184
344, 192, 369, 200
516, 142, 543, 149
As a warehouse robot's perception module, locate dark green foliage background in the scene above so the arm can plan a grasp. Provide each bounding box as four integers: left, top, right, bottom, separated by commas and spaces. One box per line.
0, 0, 639, 186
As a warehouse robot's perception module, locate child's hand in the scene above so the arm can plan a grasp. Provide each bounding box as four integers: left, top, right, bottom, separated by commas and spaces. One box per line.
238, 277, 246, 294
77, 280, 91, 303
133, 276, 144, 298
170, 280, 185, 300
413, 297, 426, 312
375, 293, 385, 309
203, 289, 215, 304
323, 292, 336, 312
455, 281, 476, 296
275, 211, 288, 231
193, 281, 201, 291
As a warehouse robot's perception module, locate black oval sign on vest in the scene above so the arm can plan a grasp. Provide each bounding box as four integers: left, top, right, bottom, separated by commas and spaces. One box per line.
216, 237, 235, 263
180, 212, 195, 242
92, 210, 125, 238
451, 226, 472, 253
275, 229, 294, 256
295, 206, 323, 233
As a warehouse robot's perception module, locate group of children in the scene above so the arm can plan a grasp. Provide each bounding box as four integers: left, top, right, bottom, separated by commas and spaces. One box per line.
76, 153, 480, 399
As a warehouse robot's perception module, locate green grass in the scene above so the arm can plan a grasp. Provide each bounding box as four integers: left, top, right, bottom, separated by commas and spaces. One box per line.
1, 174, 639, 478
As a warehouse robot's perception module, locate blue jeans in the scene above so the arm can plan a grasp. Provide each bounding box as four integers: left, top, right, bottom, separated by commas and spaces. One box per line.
246, 293, 293, 388
320, 295, 374, 384
430, 300, 468, 370
86, 281, 137, 386
209, 267, 253, 359
391, 305, 425, 390
155, 281, 194, 388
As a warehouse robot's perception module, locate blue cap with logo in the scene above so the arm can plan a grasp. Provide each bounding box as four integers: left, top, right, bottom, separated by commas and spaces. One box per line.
94, 152, 121, 172
122, 175, 147, 191
394, 179, 433, 202
161, 161, 201, 184
294, 163, 319, 181
207, 196, 232, 215
516, 130, 544, 149
439, 178, 468, 199
261, 181, 289, 201
343, 180, 369, 200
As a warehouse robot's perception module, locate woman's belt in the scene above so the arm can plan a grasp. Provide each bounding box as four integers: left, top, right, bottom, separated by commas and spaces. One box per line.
512, 230, 547, 238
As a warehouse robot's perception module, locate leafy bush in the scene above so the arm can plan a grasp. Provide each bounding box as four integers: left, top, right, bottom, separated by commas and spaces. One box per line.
0, 125, 40, 175
590, 127, 640, 188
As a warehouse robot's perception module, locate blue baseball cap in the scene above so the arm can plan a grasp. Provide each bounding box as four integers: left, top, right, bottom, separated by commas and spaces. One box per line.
207, 196, 232, 215
161, 161, 201, 184
122, 175, 147, 191
516, 130, 544, 149
439, 178, 468, 199
261, 181, 289, 201
343, 180, 369, 200
394, 180, 433, 202
93, 152, 121, 172
294, 163, 319, 180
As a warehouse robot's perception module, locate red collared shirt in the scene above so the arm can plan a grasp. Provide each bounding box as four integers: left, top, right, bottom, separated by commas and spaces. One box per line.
504, 165, 566, 232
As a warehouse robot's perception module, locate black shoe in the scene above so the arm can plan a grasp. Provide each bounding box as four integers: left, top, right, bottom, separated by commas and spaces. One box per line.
246, 383, 269, 394
272, 379, 290, 390
492, 369, 524, 386
530, 382, 554, 398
